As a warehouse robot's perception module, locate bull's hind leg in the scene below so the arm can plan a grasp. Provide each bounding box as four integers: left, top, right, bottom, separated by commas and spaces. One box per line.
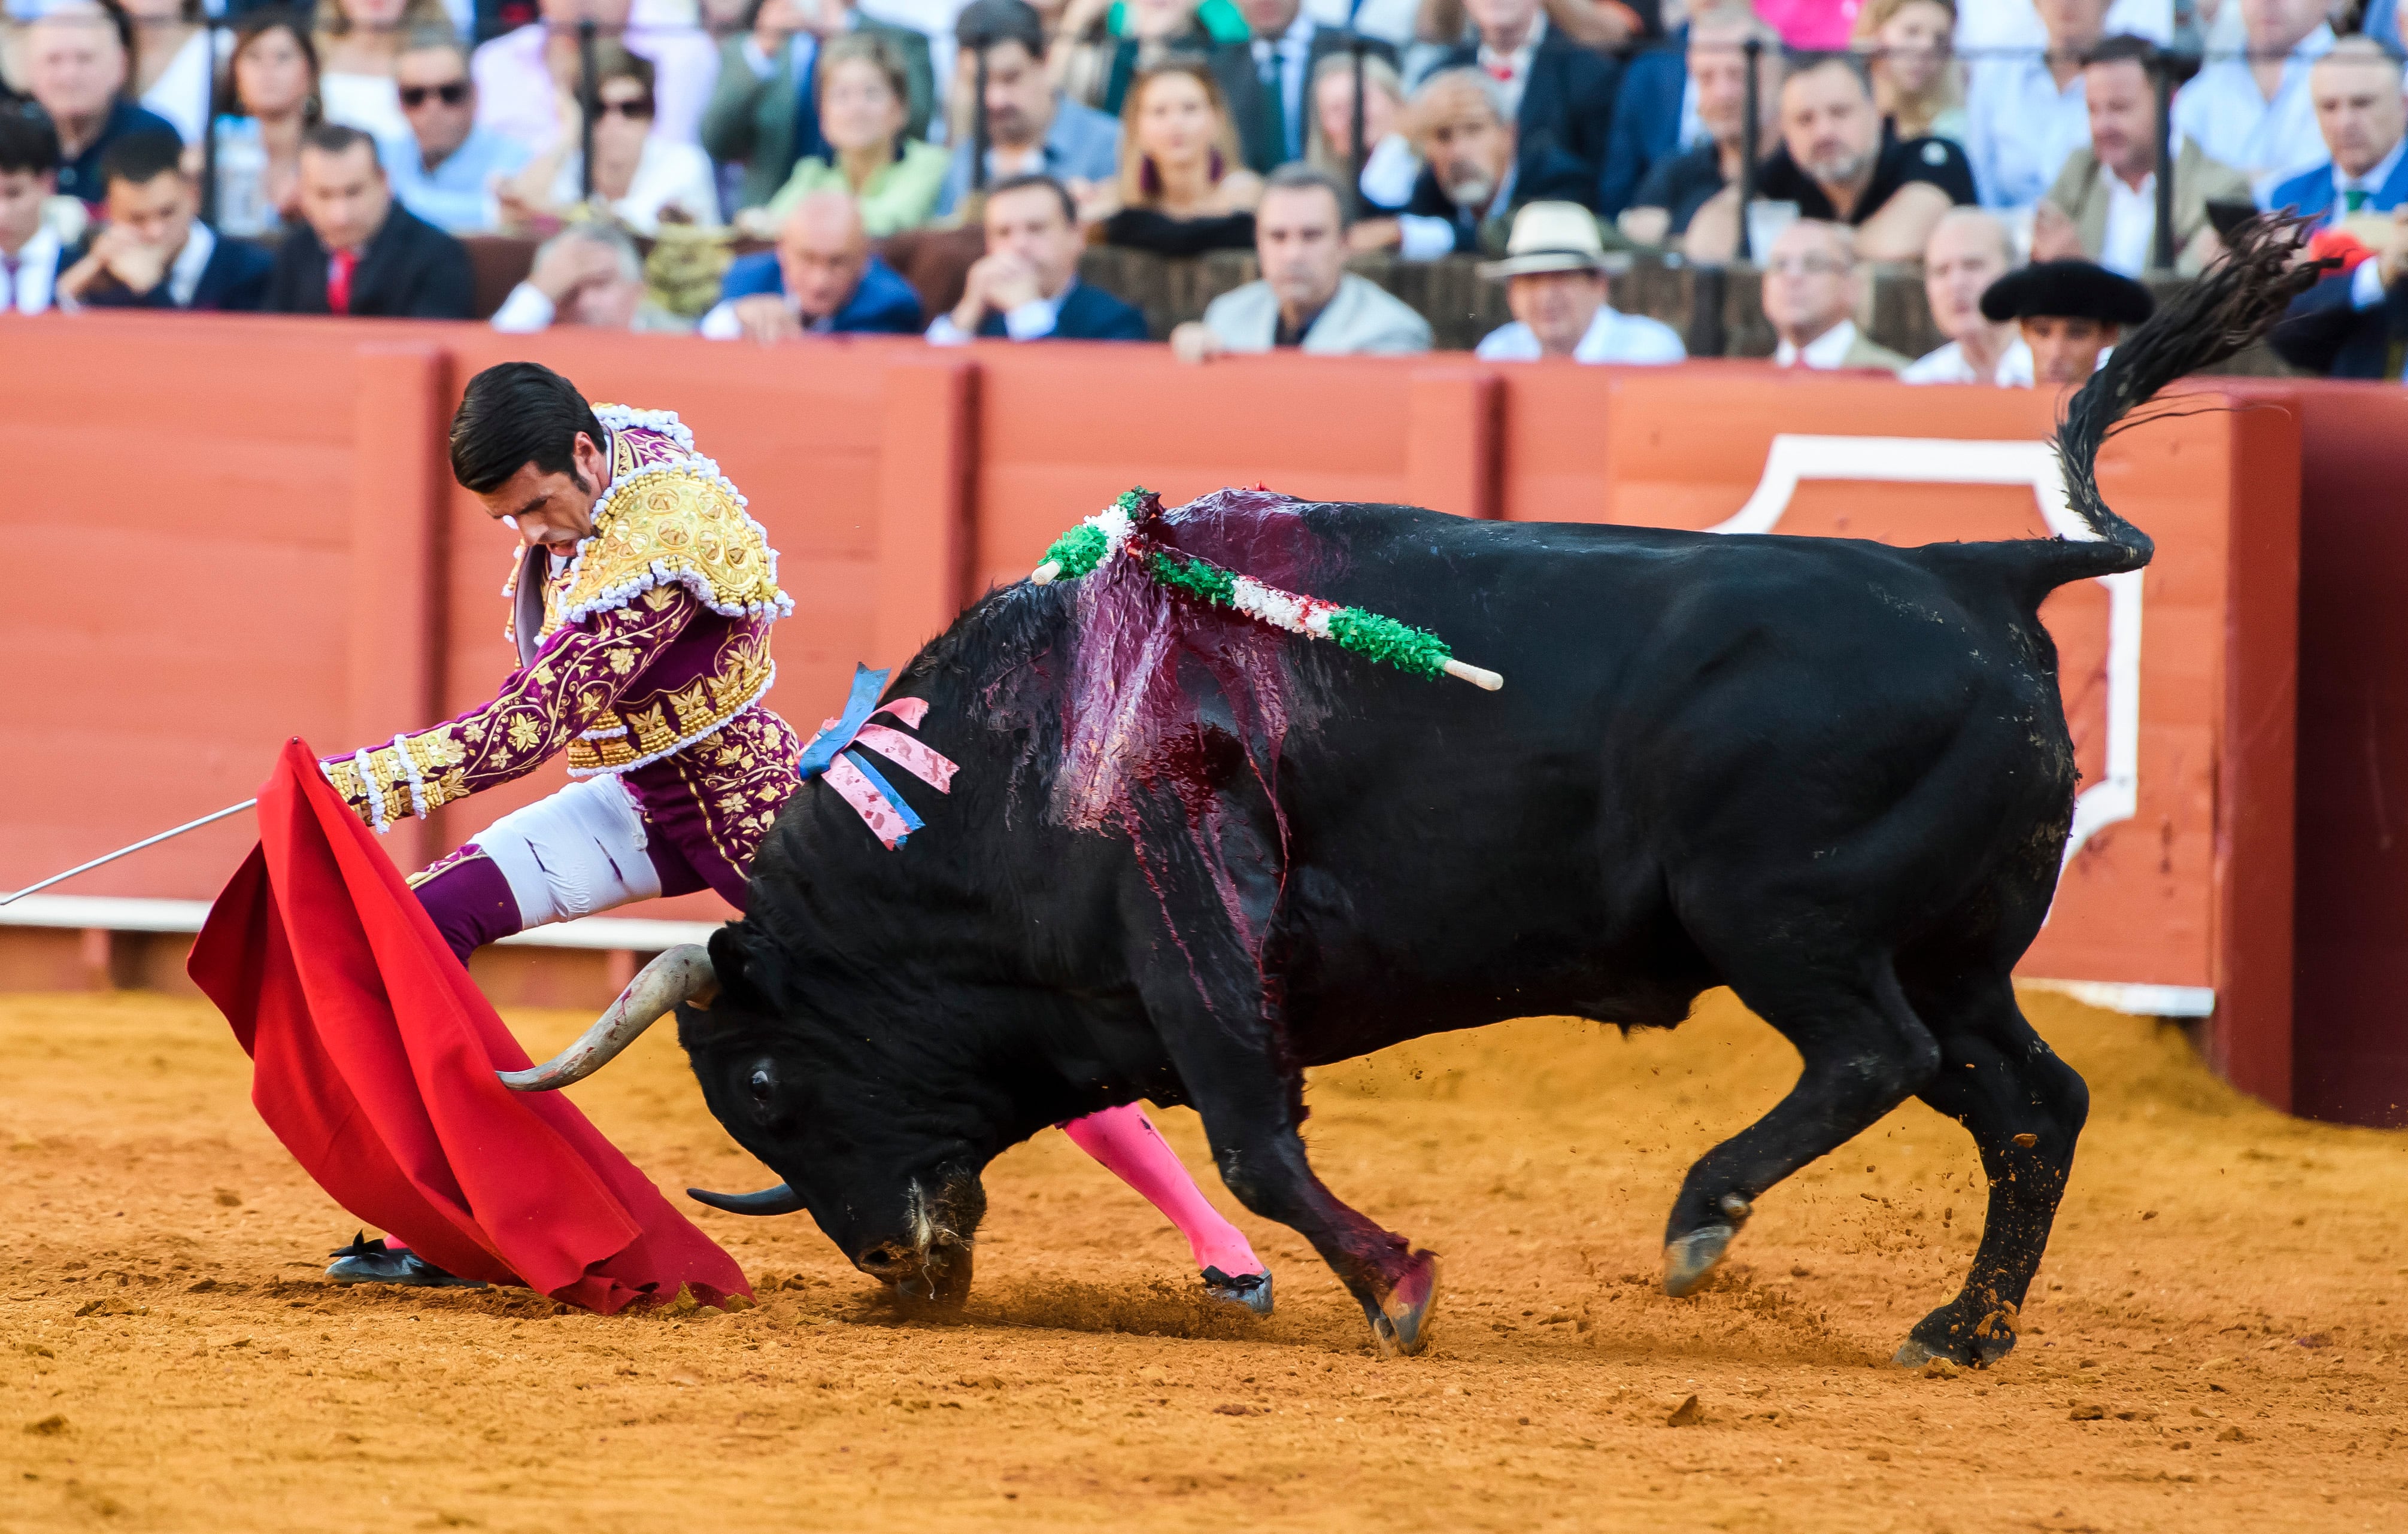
1661, 958, 1941, 1296
1893, 972, 2087, 1368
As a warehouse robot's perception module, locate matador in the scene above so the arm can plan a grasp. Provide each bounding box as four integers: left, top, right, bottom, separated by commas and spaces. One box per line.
314, 362, 1272, 1312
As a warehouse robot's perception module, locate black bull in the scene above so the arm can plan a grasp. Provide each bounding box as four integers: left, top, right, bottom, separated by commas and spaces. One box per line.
524, 230, 2309, 1364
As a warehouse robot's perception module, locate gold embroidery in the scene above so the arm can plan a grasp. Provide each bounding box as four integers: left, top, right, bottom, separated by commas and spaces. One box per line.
507, 715, 541, 753
563, 629, 775, 776
626, 703, 678, 758
544, 468, 788, 637
669, 679, 714, 735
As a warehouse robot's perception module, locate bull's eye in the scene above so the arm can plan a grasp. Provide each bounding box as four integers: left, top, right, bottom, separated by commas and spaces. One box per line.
747, 1065, 775, 1102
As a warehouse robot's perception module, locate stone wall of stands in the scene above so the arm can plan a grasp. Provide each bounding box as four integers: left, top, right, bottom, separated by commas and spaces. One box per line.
0, 312, 2380, 1122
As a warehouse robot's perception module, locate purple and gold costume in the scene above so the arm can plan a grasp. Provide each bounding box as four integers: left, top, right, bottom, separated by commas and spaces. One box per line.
322, 406, 802, 951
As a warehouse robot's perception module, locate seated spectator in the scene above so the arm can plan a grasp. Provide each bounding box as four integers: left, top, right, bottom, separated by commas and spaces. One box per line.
704, 0, 937, 216
937, 0, 1123, 218
1357, 68, 1594, 260
2268, 36, 2408, 229
754, 34, 948, 233
503, 48, 721, 236
1901, 206, 2027, 383
928, 171, 1150, 341
381, 32, 529, 235
490, 224, 689, 331
1978, 254, 2151, 386
1760, 217, 1911, 372
474, 0, 720, 151
2033, 35, 2248, 277
1306, 51, 1417, 217
265, 123, 474, 317
1474, 198, 1685, 363
1, 107, 70, 316
316, 0, 454, 144
1053, 0, 1252, 119
22, 1, 180, 207
211, 8, 319, 239
1618, 5, 1782, 250
2172, 0, 2335, 199
1095, 60, 1264, 254
700, 189, 924, 338
125, 0, 213, 144
1690, 52, 1974, 263
2269, 207, 2408, 378
54, 130, 271, 311
1855, 0, 1966, 146
1426, 0, 1618, 207
1963, 0, 2102, 209
1597, 16, 1691, 220
1170, 164, 1429, 359
1212, 0, 1399, 176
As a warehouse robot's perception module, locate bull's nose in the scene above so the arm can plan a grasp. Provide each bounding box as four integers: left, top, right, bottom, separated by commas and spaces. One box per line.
856, 1244, 918, 1278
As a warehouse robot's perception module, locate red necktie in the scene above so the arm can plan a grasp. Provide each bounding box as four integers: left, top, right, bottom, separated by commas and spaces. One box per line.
1486, 62, 1515, 82
327, 248, 359, 315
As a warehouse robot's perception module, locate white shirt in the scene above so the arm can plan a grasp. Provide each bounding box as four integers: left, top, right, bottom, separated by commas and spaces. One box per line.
2, 225, 62, 314
139, 29, 222, 144
548, 137, 723, 235
1360, 133, 1419, 209
1963, 54, 2091, 209
320, 72, 411, 145
2172, 23, 2336, 201
1303, 0, 1418, 48
1476, 304, 1686, 364
926, 281, 1073, 344
1955, 0, 2172, 53
1476, 13, 1547, 124
2097, 166, 2157, 277
164, 221, 217, 308
1775, 318, 1863, 370
491, 281, 557, 333
1901, 334, 2033, 385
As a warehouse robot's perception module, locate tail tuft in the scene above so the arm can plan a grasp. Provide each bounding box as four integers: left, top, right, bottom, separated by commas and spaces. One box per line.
2053, 215, 2322, 576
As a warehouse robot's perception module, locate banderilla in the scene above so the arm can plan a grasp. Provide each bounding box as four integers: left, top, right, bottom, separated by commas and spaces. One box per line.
0, 800, 259, 907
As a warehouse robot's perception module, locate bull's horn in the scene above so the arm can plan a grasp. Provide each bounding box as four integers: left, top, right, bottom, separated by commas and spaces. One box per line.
687, 1184, 807, 1216
498, 944, 718, 1092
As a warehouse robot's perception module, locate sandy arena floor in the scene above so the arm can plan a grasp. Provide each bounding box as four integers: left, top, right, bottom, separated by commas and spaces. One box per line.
1, 987, 2402, 1533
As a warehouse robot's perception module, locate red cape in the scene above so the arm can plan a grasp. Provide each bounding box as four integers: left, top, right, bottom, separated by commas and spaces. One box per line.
187, 739, 750, 1314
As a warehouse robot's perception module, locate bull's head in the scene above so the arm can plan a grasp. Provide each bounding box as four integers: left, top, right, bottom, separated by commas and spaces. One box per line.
499, 929, 993, 1304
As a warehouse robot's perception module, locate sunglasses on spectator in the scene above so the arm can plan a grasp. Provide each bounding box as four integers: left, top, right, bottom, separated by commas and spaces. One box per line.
597, 96, 656, 120
399, 81, 471, 108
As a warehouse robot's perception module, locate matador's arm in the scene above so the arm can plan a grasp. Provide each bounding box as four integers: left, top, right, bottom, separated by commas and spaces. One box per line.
322, 586, 700, 831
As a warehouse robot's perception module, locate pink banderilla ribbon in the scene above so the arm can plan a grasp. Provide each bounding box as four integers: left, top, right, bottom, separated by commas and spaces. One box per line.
811, 699, 957, 850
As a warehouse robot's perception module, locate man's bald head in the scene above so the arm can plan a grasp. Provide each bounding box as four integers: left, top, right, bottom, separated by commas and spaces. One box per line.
777, 190, 873, 324
1923, 209, 2018, 348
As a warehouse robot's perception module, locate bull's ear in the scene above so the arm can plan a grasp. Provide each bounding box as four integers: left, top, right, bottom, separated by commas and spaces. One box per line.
703, 922, 771, 1015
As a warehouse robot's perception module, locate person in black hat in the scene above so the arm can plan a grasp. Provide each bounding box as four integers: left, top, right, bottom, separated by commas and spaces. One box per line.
1978, 256, 2155, 388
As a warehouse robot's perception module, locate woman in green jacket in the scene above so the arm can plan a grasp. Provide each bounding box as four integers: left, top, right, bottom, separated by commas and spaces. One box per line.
758, 33, 948, 236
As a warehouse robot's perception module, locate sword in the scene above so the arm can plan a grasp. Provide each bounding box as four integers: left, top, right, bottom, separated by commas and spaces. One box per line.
0, 800, 259, 908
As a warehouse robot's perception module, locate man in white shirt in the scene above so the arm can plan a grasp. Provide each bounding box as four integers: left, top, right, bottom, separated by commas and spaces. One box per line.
1475, 199, 1685, 363
1956, 0, 2170, 53
1761, 218, 1913, 373
1964, 0, 2110, 209
1172, 165, 1430, 360
2171, 0, 2336, 199
0, 107, 67, 316
2033, 34, 2251, 277
1903, 208, 2031, 384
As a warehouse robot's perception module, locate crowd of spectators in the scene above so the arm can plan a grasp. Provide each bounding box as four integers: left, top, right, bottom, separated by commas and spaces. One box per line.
1, 0, 2406, 382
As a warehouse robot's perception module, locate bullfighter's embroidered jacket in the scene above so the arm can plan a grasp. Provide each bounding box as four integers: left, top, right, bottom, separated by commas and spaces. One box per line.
323, 405, 802, 903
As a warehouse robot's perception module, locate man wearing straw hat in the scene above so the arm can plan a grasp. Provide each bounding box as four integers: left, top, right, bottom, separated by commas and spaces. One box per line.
1474, 201, 1687, 364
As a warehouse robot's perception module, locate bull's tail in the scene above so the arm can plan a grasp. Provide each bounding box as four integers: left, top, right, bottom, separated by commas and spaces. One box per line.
2030, 215, 2318, 596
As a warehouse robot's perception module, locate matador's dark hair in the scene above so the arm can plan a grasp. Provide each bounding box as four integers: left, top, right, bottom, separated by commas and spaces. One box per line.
448, 362, 608, 494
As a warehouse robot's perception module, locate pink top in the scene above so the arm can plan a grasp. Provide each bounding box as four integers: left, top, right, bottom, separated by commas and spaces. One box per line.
1753, 0, 1864, 50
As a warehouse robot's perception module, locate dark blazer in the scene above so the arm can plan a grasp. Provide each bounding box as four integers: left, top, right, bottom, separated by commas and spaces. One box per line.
2270, 266, 2408, 379
83, 229, 274, 312
1432, 31, 1620, 209
1209, 31, 1402, 176
716, 249, 925, 333
975, 280, 1148, 341
265, 201, 475, 319
1599, 32, 1684, 217
1400, 145, 1598, 256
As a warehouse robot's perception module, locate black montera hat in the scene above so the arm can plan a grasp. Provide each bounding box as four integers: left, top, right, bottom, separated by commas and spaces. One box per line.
1979, 259, 2156, 325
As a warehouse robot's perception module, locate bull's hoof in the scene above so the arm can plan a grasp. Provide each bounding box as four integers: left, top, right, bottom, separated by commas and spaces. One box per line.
1367, 1252, 1440, 1358
1202, 1266, 1274, 1317
1896, 1307, 2019, 1369
1662, 1225, 1735, 1298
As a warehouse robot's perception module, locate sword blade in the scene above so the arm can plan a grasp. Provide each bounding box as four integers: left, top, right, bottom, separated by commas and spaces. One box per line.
0, 798, 260, 907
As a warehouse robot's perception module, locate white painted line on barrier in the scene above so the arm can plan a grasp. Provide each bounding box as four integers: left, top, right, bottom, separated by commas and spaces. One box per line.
2023, 978, 2216, 1019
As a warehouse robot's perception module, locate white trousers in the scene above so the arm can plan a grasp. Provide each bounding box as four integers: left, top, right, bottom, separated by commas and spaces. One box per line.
472, 775, 662, 931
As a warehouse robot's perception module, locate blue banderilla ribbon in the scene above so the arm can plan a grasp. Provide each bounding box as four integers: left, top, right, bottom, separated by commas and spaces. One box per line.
796, 663, 928, 847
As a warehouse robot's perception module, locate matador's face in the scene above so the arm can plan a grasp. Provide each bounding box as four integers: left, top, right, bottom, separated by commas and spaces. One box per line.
475, 430, 612, 551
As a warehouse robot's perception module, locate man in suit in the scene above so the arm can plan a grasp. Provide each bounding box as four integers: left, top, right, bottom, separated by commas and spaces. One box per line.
927, 174, 1149, 342
936, 0, 1121, 218
1170, 165, 1429, 360
700, 190, 925, 340
1597, 22, 1687, 218
0, 105, 71, 316
1762, 218, 1913, 374
1211, 0, 1400, 176
2033, 35, 2251, 278
704, 0, 938, 214
1352, 68, 1596, 260
266, 125, 475, 320
1427, 0, 1620, 203
2267, 36, 2408, 229
2271, 207, 2408, 378
21, 1, 180, 208
54, 132, 272, 312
